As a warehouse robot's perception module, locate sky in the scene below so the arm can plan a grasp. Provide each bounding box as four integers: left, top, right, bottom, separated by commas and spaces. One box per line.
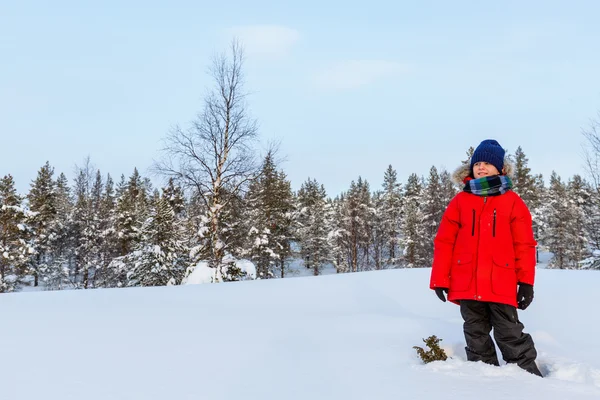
2, 0, 600, 196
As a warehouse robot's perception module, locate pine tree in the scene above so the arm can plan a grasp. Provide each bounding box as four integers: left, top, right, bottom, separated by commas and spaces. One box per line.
586, 186, 600, 252
271, 171, 295, 277
401, 173, 428, 267
219, 188, 246, 260
297, 178, 331, 276
328, 195, 348, 273
462, 147, 475, 166
0, 175, 33, 292
44, 173, 73, 290
99, 173, 118, 268
370, 190, 387, 270
243, 153, 295, 279
115, 168, 148, 257
439, 169, 456, 211
107, 168, 149, 286
87, 170, 105, 287
565, 175, 589, 268
381, 165, 402, 267
422, 167, 445, 266
124, 192, 187, 287
71, 165, 97, 288
512, 147, 537, 204
340, 178, 372, 272
543, 172, 571, 269
27, 161, 58, 287
511, 147, 545, 261
163, 178, 186, 217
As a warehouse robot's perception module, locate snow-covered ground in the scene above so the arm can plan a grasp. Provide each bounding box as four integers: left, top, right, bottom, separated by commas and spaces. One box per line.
1, 264, 599, 399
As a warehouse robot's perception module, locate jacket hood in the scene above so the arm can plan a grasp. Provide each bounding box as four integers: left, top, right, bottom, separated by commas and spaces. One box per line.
451, 158, 515, 186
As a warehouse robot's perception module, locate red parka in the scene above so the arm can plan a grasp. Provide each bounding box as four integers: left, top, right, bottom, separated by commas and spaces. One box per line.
429, 165, 537, 307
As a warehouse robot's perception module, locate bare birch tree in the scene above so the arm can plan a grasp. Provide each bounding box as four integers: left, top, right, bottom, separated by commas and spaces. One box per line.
155, 40, 259, 278
583, 111, 600, 190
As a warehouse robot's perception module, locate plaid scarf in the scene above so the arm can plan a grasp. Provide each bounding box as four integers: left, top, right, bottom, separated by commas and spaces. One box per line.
463, 175, 513, 196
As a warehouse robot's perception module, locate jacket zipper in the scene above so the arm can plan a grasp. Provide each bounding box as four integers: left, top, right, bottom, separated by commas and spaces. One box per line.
474, 196, 487, 300
471, 210, 475, 236
493, 209, 496, 237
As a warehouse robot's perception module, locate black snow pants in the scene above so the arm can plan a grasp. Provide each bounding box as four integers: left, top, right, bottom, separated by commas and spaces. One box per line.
460, 300, 542, 377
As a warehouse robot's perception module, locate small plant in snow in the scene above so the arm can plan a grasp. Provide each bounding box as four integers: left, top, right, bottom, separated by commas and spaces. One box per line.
413, 335, 448, 363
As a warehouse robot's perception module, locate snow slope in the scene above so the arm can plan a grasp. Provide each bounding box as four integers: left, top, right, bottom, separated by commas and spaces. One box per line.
1, 268, 599, 399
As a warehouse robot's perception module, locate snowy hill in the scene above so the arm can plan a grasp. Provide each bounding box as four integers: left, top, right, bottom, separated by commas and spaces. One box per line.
1, 268, 599, 399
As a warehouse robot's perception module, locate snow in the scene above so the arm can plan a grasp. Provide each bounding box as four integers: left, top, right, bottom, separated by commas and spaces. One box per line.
182, 259, 257, 284
1, 267, 600, 399
235, 259, 257, 279
181, 261, 214, 284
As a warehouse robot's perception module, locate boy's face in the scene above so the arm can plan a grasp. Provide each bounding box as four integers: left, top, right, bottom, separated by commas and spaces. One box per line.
473, 161, 500, 178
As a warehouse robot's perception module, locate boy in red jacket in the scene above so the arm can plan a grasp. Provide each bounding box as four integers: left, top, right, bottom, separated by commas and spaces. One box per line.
430, 139, 542, 377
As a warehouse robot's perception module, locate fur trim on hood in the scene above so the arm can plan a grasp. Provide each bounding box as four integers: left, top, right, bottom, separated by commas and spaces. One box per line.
451, 158, 515, 186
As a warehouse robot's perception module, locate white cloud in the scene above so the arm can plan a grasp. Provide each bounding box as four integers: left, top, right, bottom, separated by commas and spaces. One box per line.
228, 25, 300, 59
312, 60, 410, 90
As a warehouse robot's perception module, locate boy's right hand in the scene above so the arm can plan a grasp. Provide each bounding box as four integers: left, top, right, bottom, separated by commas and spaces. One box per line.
435, 288, 449, 302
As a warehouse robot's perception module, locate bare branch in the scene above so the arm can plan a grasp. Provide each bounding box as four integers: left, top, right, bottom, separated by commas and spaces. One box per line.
582, 111, 600, 191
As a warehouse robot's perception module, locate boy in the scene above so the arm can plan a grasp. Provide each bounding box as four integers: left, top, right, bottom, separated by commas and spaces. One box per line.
430, 139, 542, 377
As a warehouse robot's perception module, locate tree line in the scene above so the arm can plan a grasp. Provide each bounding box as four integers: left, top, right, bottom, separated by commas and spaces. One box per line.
2, 41, 600, 293
1, 143, 599, 293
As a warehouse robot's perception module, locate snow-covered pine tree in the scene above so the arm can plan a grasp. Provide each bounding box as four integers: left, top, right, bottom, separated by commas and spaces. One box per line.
543, 172, 572, 269
381, 165, 402, 267
88, 172, 119, 288
43, 172, 74, 290
421, 166, 445, 266
163, 178, 186, 218
0, 175, 33, 292
243, 153, 294, 279
581, 182, 600, 270
512, 147, 537, 204
71, 164, 99, 288
510, 147, 545, 261
565, 175, 590, 268
218, 188, 246, 259
341, 177, 372, 272
401, 173, 428, 268
27, 161, 58, 287
100, 174, 118, 265
271, 170, 295, 277
439, 169, 456, 210
297, 178, 331, 276
86, 170, 106, 287
585, 185, 600, 253
125, 190, 187, 287
529, 173, 546, 261
328, 195, 349, 273
370, 190, 387, 270
115, 168, 148, 256
108, 168, 149, 286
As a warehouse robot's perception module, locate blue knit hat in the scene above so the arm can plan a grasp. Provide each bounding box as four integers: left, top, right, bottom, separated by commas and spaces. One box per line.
470, 139, 505, 173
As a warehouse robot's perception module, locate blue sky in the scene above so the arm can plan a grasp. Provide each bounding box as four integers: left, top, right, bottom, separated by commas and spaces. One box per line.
2, 0, 600, 196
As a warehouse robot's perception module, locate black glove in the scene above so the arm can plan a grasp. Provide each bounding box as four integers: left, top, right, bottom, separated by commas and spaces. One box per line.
517, 283, 534, 310
435, 288, 448, 302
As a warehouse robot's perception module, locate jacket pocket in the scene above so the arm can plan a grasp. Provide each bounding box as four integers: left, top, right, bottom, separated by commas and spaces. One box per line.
491, 254, 518, 297
450, 254, 474, 292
